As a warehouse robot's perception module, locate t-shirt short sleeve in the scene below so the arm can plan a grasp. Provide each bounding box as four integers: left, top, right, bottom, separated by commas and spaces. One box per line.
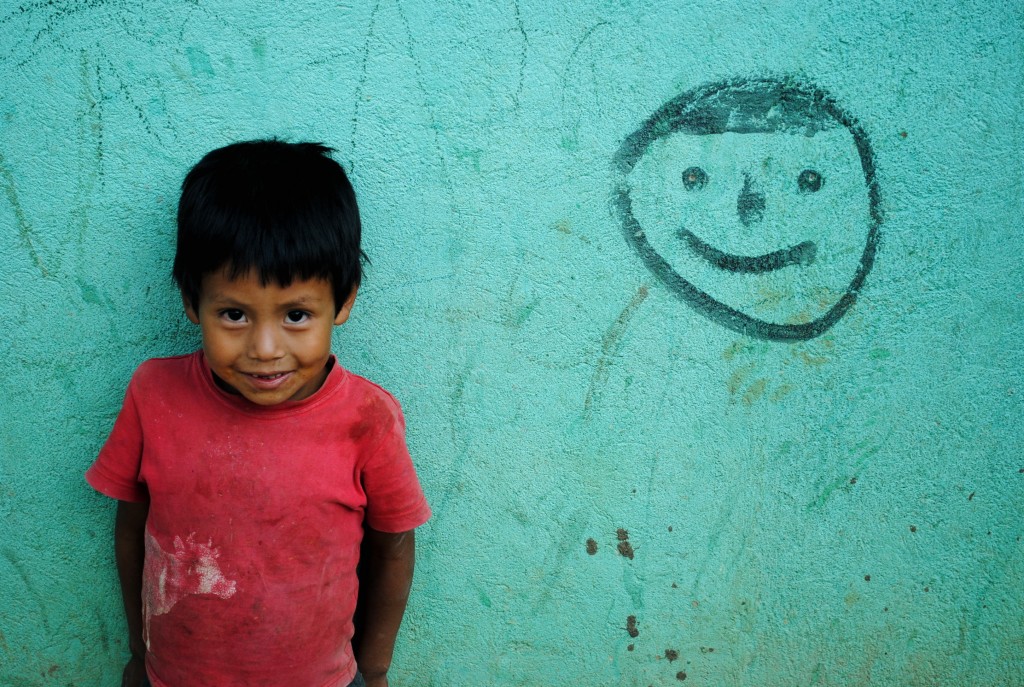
359, 395, 431, 533
86, 380, 149, 503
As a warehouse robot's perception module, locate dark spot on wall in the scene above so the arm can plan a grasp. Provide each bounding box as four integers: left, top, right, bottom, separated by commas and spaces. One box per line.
864, 574, 871, 582
899, 131, 908, 138
666, 649, 679, 661
924, 587, 930, 592
671, 582, 678, 588
628, 643, 635, 651
668, 526, 673, 532
616, 528, 635, 559
910, 525, 917, 533
586, 538, 598, 555
884, 607, 889, 612
677, 671, 687, 681
626, 615, 640, 638
700, 646, 714, 654
47, 665, 59, 675
849, 477, 857, 485
968, 492, 975, 500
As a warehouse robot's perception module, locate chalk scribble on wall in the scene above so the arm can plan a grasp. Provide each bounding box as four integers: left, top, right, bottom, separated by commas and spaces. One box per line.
613, 76, 881, 341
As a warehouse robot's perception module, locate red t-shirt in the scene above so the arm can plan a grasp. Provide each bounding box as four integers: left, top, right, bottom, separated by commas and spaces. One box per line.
86, 351, 431, 687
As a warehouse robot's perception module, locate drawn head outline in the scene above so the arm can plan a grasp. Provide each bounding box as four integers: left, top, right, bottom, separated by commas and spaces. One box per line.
613, 76, 882, 341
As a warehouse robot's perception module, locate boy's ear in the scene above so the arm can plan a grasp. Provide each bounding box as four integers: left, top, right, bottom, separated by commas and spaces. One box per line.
182, 292, 200, 324
334, 286, 358, 325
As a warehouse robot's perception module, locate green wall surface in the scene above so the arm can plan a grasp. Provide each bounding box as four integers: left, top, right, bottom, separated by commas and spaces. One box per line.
2, 1, 1022, 685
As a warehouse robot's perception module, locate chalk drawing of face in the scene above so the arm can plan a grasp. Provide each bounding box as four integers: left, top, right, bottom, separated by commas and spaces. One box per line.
614, 77, 881, 341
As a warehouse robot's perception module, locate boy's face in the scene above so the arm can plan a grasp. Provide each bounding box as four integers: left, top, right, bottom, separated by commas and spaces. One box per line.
184, 269, 355, 406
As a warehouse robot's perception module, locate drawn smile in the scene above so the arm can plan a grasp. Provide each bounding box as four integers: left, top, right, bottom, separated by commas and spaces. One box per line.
678, 227, 817, 274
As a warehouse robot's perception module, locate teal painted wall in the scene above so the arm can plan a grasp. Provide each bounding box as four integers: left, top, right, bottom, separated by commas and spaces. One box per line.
2, 1, 1022, 685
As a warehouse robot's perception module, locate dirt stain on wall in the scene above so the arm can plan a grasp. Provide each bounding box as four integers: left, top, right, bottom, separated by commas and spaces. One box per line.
617, 528, 635, 559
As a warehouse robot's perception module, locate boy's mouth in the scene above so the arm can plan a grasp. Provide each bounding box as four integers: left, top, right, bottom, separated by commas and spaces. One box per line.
243, 371, 294, 389
249, 372, 288, 380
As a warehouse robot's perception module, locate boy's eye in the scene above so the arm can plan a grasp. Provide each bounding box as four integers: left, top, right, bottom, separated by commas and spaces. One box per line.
222, 309, 246, 322
286, 310, 310, 324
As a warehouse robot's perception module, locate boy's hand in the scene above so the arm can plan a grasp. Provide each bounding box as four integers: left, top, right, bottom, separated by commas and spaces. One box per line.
121, 655, 147, 687
362, 673, 389, 687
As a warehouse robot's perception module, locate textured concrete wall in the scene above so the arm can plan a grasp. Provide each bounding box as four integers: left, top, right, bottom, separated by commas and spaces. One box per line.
1, 1, 1022, 685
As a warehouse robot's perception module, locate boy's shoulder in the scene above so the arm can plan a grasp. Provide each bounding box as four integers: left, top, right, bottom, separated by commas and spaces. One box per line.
335, 365, 406, 427
130, 351, 199, 386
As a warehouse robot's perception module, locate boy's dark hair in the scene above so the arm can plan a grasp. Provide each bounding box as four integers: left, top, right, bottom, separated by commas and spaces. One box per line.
173, 139, 365, 313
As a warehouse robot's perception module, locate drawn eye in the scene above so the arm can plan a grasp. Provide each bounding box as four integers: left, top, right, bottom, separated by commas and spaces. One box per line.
798, 169, 823, 193
682, 166, 708, 191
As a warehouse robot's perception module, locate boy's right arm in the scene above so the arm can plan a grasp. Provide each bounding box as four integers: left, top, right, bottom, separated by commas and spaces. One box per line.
115, 499, 149, 687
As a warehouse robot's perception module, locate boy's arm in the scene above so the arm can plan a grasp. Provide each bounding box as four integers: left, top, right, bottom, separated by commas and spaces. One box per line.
353, 527, 416, 687
115, 499, 149, 687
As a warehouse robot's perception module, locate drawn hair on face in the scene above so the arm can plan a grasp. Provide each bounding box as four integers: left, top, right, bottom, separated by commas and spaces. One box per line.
613, 76, 882, 341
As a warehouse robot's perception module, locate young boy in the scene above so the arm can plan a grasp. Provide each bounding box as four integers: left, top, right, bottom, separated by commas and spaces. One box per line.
86, 140, 431, 687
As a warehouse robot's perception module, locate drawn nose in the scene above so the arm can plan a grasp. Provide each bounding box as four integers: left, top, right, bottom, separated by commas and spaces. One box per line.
737, 174, 766, 227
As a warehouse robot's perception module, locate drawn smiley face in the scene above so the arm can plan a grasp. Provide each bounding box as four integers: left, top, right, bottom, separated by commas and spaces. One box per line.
614, 77, 881, 341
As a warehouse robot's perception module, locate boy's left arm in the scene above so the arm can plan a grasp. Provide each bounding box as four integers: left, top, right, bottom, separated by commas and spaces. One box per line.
353, 526, 417, 687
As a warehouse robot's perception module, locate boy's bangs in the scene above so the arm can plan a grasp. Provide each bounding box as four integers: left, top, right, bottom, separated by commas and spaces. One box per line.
174, 140, 363, 310
219, 214, 346, 290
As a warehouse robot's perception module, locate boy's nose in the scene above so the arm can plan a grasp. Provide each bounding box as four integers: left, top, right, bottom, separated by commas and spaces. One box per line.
249, 324, 285, 360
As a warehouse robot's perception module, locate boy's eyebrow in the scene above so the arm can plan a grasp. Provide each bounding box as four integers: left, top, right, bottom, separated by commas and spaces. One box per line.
279, 296, 326, 308
204, 293, 329, 308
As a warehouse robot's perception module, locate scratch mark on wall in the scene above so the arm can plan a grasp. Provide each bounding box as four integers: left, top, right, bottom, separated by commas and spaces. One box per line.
1, 546, 51, 632
560, 20, 610, 148
583, 285, 649, 415
511, 0, 527, 111
349, 0, 381, 173
500, 260, 541, 329
806, 440, 884, 510
0, 0, 102, 67
394, 0, 460, 227
73, 49, 103, 245
0, 151, 48, 277
99, 58, 170, 147
427, 350, 477, 531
